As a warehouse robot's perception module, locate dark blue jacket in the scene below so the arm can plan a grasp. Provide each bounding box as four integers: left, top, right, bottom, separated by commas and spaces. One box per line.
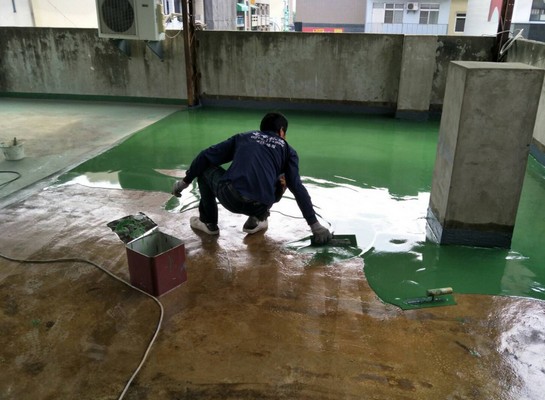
184, 130, 318, 225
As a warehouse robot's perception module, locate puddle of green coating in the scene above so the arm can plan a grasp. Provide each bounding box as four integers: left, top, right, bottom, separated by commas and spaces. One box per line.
54, 108, 545, 309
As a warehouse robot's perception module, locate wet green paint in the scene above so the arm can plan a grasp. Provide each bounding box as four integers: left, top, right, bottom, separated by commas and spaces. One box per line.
54, 108, 545, 309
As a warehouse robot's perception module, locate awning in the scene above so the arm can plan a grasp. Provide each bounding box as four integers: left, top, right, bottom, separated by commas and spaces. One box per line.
237, 3, 249, 12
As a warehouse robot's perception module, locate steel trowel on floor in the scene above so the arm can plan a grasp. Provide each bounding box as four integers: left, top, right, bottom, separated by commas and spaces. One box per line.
310, 234, 358, 248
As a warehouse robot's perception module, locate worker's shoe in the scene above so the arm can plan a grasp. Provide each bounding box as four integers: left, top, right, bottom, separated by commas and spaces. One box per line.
243, 216, 268, 234
190, 216, 219, 235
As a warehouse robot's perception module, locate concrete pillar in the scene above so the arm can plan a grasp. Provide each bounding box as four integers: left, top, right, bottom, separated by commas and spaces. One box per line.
530, 77, 545, 165
427, 61, 544, 248
395, 35, 437, 121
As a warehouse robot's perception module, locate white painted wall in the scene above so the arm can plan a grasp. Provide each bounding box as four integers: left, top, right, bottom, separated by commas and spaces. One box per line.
464, 0, 498, 36
32, 0, 97, 27
465, 0, 536, 37
1, 0, 34, 26
269, 0, 285, 30
512, 0, 532, 24
0, 0, 97, 27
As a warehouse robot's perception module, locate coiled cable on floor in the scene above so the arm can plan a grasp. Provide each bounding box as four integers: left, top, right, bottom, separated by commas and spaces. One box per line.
0, 252, 164, 400
0, 171, 21, 188
0, 198, 329, 398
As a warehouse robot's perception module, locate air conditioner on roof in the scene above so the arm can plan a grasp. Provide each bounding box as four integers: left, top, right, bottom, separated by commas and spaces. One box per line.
406, 2, 419, 11
96, 0, 165, 41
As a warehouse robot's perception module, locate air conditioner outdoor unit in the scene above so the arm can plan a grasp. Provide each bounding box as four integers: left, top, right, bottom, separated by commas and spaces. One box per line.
406, 2, 419, 11
96, 0, 165, 41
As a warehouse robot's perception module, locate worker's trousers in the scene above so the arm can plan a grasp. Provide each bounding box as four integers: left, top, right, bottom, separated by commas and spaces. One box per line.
198, 166, 270, 225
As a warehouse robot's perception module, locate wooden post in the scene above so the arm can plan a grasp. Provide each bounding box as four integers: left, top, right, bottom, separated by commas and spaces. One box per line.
495, 0, 516, 61
181, 0, 199, 107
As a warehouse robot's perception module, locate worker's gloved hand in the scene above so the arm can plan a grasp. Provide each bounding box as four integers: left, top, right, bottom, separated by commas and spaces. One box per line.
310, 222, 332, 245
172, 179, 189, 197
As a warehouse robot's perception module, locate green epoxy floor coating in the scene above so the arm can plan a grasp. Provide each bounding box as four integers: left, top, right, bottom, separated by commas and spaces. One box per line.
54, 107, 545, 310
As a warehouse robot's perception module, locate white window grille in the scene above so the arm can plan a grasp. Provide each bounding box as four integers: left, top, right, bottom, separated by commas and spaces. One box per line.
419, 3, 439, 25
384, 3, 404, 24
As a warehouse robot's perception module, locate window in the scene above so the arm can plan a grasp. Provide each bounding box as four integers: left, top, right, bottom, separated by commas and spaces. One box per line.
530, 0, 545, 21
419, 3, 440, 24
163, 0, 181, 15
455, 12, 466, 32
384, 3, 404, 24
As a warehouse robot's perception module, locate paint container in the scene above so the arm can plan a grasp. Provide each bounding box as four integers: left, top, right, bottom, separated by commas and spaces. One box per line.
0, 138, 25, 161
108, 213, 187, 297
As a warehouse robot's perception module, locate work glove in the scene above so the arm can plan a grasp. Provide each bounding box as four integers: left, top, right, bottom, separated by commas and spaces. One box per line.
310, 222, 332, 245
172, 179, 190, 197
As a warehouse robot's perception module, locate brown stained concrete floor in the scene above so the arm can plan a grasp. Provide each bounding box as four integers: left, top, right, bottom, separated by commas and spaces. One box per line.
1, 100, 545, 400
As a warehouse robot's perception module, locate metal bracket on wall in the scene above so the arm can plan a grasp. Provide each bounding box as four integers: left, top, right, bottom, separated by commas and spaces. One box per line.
146, 41, 164, 61
112, 39, 131, 58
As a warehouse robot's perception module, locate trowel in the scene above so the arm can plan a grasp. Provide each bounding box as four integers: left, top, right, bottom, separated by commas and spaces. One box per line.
310, 234, 358, 247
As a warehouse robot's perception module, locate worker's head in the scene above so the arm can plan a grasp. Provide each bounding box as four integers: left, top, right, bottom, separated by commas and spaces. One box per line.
260, 112, 288, 138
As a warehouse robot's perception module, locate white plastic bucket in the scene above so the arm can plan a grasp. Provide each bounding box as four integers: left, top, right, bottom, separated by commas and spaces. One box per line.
1, 143, 25, 161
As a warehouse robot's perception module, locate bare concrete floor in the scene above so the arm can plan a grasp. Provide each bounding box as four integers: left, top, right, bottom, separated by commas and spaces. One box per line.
0, 98, 181, 208
1, 100, 544, 400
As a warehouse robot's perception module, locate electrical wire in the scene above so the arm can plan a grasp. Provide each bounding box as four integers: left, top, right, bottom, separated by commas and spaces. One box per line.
0, 196, 329, 398
499, 28, 524, 58
0, 252, 164, 400
165, 28, 183, 39
0, 171, 21, 189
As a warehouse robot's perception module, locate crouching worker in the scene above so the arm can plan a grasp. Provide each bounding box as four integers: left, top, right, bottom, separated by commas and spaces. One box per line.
172, 112, 332, 244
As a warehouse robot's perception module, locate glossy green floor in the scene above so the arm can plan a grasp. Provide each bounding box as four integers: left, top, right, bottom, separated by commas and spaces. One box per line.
54, 108, 545, 310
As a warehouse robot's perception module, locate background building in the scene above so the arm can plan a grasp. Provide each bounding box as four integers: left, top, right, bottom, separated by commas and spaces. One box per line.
447, 0, 467, 35
3, 0, 545, 42
0, 0, 278, 32
365, 0, 450, 34
512, 0, 545, 42
294, 0, 366, 32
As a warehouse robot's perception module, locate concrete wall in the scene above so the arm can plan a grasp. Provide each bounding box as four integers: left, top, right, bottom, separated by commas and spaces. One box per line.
0, 28, 186, 102
396, 35, 438, 119
197, 31, 402, 109
432, 35, 494, 107
2, 27, 544, 159
0, 27, 512, 113
507, 39, 545, 164
198, 32, 495, 113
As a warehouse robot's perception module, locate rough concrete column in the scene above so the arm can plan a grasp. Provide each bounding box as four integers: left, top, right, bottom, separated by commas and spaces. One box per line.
395, 35, 437, 121
530, 77, 545, 165
427, 61, 544, 248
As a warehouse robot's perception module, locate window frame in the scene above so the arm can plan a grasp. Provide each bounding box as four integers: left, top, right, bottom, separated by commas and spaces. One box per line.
419, 3, 440, 25
384, 3, 404, 24
454, 12, 466, 33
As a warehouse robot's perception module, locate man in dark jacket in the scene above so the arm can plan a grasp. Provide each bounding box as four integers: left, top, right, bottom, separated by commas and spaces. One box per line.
172, 112, 332, 244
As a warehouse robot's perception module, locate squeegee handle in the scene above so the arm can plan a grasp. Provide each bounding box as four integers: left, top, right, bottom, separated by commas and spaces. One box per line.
426, 287, 453, 297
